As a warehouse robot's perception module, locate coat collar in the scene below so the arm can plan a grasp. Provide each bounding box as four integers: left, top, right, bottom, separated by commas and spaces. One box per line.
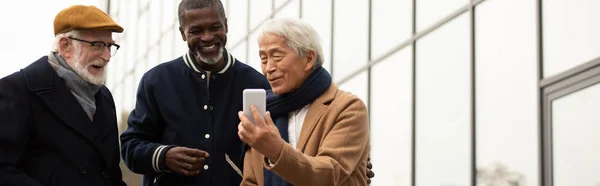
295, 84, 338, 151
21, 56, 113, 165
183, 50, 235, 74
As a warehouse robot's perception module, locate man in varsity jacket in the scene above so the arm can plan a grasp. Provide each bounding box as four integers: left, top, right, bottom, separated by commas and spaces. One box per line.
119, 0, 270, 185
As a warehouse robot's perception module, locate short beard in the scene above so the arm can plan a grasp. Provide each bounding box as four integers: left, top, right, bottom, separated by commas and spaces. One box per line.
72, 47, 106, 86
196, 46, 224, 65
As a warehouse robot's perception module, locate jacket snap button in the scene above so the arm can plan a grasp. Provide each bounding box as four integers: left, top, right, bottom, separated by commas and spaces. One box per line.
102, 171, 109, 178
79, 166, 87, 175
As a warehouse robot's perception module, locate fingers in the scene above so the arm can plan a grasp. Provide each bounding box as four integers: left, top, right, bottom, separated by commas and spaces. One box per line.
175, 161, 200, 176
238, 111, 256, 134
238, 111, 255, 127
367, 170, 375, 178
180, 169, 200, 176
184, 148, 209, 158
238, 122, 249, 143
178, 155, 206, 166
250, 105, 266, 126
165, 147, 208, 176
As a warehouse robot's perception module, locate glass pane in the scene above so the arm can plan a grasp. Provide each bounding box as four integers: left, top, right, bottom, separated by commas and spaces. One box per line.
148, 47, 159, 69
125, 0, 139, 72
226, 0, 248, 48
415, 14, 470, 186
552, 82, 600, 186
333, 0, 369, 82
370, 47, 413, 186
371, 0, 412, 59
302, 0, 332, 72
250, 0, 272, 29
274, 0, 299, 18
416, 0, 469, 31
124, 75, 135, 112
231, 41, 248, 65
174, 29, 188, 58
275, 0, 288, 8
247, 31, 262, 72
161, 0, 176, 31
543, 0, 600, 78
161, 30, 176, 63
338, 71, 368, 108
137, 13, 149, 60
475, 0, 539, 185
149, 1, 162, 45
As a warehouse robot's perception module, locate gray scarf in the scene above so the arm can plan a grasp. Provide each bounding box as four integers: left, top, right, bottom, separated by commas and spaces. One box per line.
48, 52, 101, 121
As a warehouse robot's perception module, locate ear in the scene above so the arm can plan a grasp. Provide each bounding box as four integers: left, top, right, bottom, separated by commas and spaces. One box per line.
179, 26, 187, 41
303, 50, 316, 72
59, 37, 74, 59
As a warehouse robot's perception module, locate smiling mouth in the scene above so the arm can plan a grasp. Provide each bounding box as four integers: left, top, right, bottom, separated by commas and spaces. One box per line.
198, 43, 220, 53
91, 65, 104, 69
268, 77, 282, 82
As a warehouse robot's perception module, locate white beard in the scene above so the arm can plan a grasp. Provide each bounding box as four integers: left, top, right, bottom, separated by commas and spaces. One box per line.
72, 48, 107, 85
197, 46, 224, 65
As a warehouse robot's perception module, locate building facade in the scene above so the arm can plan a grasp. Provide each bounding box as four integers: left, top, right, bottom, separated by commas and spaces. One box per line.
105, 0, 600, 186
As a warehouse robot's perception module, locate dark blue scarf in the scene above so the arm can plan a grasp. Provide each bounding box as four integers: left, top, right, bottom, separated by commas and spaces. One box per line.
262, 67, 332, 186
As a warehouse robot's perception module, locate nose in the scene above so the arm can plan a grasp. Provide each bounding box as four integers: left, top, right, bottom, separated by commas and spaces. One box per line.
200, 31, 214, 42
98, 47, 111, 62
265, 59, 276, 74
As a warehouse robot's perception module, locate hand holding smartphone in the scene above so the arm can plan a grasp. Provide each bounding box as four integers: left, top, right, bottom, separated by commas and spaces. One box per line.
242, 89, 266, 124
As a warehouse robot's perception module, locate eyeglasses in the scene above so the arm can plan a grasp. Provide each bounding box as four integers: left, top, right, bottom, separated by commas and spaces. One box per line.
68, 37, 121, 56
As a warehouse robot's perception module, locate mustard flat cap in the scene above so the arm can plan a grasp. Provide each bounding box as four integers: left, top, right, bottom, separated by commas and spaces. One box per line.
53, 5, 124, 35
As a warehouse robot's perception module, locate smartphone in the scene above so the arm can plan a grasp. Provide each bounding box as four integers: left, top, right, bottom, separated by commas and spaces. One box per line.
242, 89, 266, 124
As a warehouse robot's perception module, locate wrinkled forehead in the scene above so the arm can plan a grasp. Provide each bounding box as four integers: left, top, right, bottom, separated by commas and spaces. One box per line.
259, 34, 289, 50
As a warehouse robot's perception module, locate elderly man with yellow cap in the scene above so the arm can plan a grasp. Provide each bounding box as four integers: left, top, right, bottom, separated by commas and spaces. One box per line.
0, 5, 126, 186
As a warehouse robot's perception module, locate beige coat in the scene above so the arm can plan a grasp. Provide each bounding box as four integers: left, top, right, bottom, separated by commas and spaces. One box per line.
241, 84, 370, 186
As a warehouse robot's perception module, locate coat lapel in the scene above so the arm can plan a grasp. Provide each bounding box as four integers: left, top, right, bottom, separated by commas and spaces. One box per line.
296, 84, 338, 151
23, 57, 107, 164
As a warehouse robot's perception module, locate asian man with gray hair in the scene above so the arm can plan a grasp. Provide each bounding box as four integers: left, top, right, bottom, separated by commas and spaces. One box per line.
239, 18, 371, 186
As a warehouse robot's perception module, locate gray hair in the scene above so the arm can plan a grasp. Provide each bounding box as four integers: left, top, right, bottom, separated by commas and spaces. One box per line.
258, 18, 324, 69
51, 30, 82, 53
178, 0, 226, 27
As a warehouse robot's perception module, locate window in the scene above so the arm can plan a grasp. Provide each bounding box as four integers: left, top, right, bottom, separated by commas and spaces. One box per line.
275, 0, 289, 8
543, 0, 600, 78
302, 0, 332, 72
149, 2, 162, 45
415, 14, 470, 186
226, 0, 248, 48
274, 0, 299, 19
332, 0, 369, 82
370, 47, 413, 186
416, 0, 468, 31
247, 31, 262, 72
161, 0, 176, 31
551, 81, 600, 186
161, 30, 177, 63
371, 0, 412, 59
173, 29, 188, 58
250, 0, 272, 29
137, 13, 149, 60
543, 59, 600, 186
474, 0, 539, 186
338, 71, 368, 108
231, 41, 248, 64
